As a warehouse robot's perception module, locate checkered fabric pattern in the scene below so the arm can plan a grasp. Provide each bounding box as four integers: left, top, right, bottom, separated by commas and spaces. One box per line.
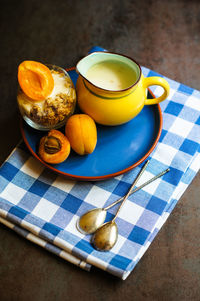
0, 52, 200, 279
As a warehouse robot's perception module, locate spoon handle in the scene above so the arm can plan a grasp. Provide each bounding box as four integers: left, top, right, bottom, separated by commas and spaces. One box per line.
112, 160, 149, 222
104, 167, 170, 211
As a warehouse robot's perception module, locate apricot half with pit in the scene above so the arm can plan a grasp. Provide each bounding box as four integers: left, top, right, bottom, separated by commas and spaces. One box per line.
38, 129, 70, 164
65, 114, 97, 155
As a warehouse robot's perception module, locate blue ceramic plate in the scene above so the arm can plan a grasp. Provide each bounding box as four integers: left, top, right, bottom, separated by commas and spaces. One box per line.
20, 68, 162, 181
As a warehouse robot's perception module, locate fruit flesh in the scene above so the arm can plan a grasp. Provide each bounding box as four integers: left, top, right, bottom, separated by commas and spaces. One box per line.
18, 61, 54, 101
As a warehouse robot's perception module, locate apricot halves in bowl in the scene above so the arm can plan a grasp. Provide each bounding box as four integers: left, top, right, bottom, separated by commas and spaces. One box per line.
38, 129, 70, 164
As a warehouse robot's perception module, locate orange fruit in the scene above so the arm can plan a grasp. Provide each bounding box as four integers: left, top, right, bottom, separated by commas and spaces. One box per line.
65, 114, 97, 155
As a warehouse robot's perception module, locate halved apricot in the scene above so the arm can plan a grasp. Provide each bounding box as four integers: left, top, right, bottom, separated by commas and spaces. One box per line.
18, 61, 54, 101
38, 129, 70, 164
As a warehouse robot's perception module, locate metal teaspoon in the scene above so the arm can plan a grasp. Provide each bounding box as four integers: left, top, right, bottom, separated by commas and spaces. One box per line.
77, 160, 148, 234
76, 166, 170, 235
91, 166, 170, 251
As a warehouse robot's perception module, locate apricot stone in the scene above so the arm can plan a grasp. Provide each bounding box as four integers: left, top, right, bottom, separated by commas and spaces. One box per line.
65, 114, 97, 155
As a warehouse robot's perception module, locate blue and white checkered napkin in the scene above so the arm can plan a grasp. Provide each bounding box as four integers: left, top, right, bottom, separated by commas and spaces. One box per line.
0, 64, 200, 280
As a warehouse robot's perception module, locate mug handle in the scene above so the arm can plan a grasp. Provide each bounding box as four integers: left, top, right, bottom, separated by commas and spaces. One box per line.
143, 77, 170, 105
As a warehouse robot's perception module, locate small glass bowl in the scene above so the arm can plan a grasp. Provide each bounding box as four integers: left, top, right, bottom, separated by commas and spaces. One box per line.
17, 64, 76, 131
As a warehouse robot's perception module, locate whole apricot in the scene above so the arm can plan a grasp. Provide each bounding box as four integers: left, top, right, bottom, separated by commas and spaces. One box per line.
65, 114, 97, 155
38, 129, 70, 164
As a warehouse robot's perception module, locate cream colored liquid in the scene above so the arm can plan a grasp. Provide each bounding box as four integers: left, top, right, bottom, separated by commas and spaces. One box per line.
85, 60, 137, 91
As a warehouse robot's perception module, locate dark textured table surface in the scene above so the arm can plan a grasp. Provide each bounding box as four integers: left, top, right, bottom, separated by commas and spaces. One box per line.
0, 1, 200, 300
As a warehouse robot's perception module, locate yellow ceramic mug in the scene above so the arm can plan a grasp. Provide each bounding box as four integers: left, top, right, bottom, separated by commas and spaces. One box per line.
76, 52, 170, 126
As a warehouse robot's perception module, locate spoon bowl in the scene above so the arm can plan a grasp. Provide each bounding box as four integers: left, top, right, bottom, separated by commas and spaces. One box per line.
77, 208, 107, 234
91, 221, 118, 251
